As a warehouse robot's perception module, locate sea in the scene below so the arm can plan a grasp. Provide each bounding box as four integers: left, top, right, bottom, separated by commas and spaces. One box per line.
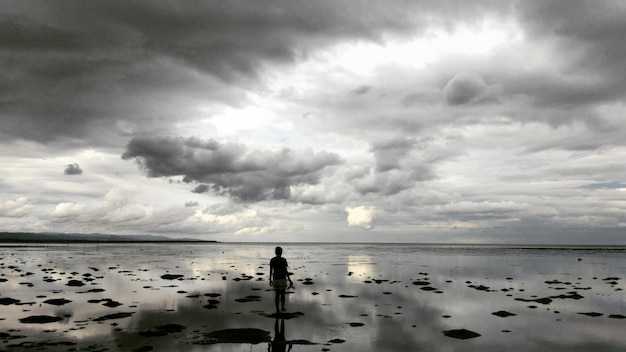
0, 243, 624, 351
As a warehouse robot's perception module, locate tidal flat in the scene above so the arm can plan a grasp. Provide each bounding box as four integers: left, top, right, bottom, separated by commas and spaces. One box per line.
0, 243, 624, 351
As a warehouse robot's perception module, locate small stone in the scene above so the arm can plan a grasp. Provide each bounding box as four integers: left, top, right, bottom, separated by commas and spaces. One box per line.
443, 329, 481, 339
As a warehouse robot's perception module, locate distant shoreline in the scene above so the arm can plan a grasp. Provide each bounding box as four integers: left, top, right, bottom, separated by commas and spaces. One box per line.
0, 232, 217, 244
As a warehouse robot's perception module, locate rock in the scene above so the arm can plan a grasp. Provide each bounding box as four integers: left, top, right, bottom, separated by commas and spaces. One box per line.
443, 329, 481, 339
338, 294, 357, 298
551, 292, 584, 300
0, 297, 20, 305
102, 299, 123, 308
348, 322, 364, 327
19, 315, 63, 324
515, 297, 552, 305
196, 328, 271, 344
77, 288, 106, 293
492, 310, 516, 318
43, 298, 72, 306
161, 274, 184, 280
139, 324, 185, 337
93, 312, 134, 322
67, 280, 85, 287
469, 284, 490, 291
578, 312, 603, 317
235, 295, 262, 302
608, 314, 626, 319
328, 339, 345, 343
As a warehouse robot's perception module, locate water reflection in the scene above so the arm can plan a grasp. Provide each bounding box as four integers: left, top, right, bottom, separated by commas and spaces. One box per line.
269, 318, 291, 352
0, 244, 624, 351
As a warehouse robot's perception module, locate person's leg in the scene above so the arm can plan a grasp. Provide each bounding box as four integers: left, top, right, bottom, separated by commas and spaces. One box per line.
280, 289, 286, 311
274, 290, 280, 312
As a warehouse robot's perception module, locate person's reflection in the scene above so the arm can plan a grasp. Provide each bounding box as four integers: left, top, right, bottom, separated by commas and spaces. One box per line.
269, 317, 292, 352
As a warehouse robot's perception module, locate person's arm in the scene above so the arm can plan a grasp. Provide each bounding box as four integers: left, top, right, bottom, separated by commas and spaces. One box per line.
269, 261, 274, 286
286, 260, 294, 287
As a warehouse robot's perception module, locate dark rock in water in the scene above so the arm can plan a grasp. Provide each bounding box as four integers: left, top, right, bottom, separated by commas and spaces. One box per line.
235, 295, 262, 303
348, 322, 364, 327
102, 299, 123, 308
43, 298, 72, 306
205, 293, 221, 298
420, 286, 437, 291
492, 310, 516, 318
328, 339, 345, 343
197, 328, 271, 344
469, 284, 490, 291
19, 315, 63, 324
551, 292, 584, 300
77, 288, 106, 293
0, 332, 26, 340
133, 346, 154, 352
338, 294, 357, 298
161, 274, 184, 280
443, 329, 481, 339
515, 297, 552, 305
608, 314, 626, 319
67, 279, 85, 287
578, 312, 603, 317
0, 297, 20, 305
93, 312, 134, 322
139, 324, 186, 337
412, 281, 430, 286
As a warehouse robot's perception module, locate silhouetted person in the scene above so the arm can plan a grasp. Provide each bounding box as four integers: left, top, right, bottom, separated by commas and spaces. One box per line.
269, 246, 293, 312
268, 318, 292, 352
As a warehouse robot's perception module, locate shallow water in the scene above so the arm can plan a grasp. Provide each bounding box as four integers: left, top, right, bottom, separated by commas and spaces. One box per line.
0, 243, 624, 351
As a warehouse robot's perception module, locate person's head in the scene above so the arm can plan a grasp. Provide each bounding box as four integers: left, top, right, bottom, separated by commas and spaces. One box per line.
275, 246, 283, 256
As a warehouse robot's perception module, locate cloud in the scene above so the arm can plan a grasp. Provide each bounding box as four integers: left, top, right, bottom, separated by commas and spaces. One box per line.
442, 72, 500, 105
122, 136, 342, 202
352, 85, 372, 95
0, 0, 436, 146
64, 163, 83, 175
0, 197, 31, 218
345, 206, 375, 230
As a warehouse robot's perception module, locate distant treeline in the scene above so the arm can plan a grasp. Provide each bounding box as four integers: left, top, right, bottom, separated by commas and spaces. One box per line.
0, 232, 216, 243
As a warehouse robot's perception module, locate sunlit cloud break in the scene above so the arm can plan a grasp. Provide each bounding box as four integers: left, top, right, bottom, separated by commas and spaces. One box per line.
345, 206, 375, 230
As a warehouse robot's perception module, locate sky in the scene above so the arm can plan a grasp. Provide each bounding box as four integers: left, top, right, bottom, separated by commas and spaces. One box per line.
1, 0, 626, 244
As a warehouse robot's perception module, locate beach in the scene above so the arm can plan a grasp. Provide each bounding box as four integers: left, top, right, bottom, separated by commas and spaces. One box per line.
0, 243, 624, 351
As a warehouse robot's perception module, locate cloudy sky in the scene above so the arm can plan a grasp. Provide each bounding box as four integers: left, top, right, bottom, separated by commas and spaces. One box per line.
2, 0, 626, 244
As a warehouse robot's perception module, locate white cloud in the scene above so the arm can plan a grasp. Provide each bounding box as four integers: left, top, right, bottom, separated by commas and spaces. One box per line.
345, 206, 375, 230
0, 197, 31, 218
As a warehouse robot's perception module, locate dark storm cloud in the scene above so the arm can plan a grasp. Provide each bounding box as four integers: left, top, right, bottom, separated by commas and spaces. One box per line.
512, 0, 626, 107
370, 137, 416, 172
63, 163, 83, 175
0, 0, 437, 145
122, 136, 342, 202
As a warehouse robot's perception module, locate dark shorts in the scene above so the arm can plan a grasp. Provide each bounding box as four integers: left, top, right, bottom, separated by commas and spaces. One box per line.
273, 279, 287, 290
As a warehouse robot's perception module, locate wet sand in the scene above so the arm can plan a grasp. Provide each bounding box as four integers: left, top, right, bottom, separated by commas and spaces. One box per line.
0, 243, 624, 351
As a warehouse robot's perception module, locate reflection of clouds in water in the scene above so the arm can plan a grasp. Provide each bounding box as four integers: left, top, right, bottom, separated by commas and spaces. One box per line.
1, 244, 625, 351
347, 255, 376, 278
